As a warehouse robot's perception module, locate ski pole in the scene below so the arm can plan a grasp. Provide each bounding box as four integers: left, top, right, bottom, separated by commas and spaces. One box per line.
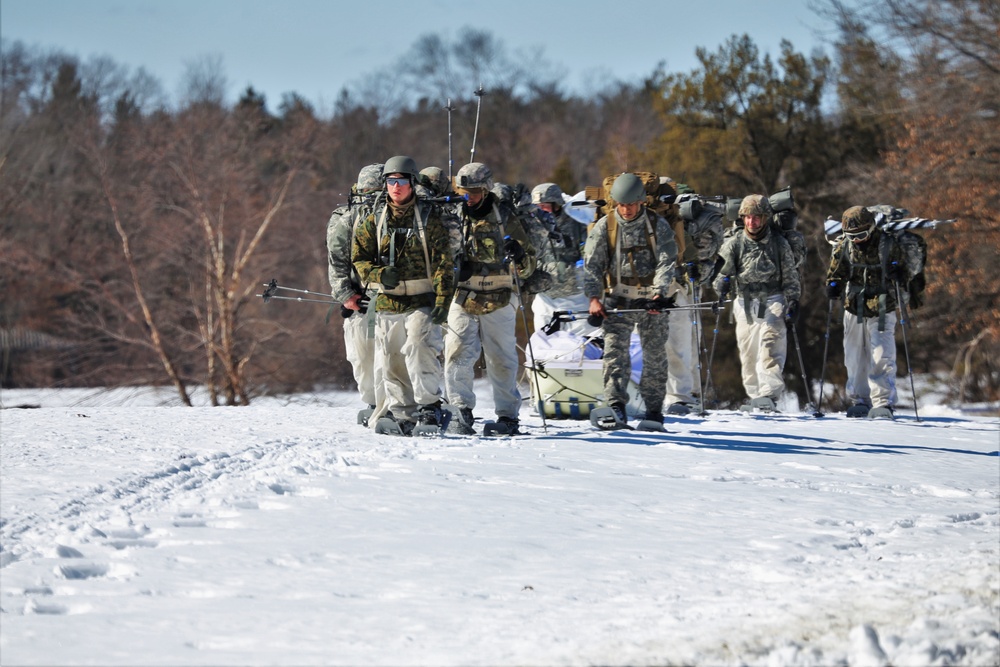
505, 237, 547, 434
444, 98, 456, 181
788, 318, 820, 417
893, 279, 920, 421
470, 84, 485, 163
690, 281, 709, 416
814, 295, 835, 416
703, 286, 728, 406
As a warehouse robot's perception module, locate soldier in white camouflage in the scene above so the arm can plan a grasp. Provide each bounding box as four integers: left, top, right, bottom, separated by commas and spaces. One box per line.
528, 182, 594, 336
713, 194, 800, 412
666, 186, 725, 415
352, 156, 455, 434
443, 163, 537, 435
583, 172, 679, 426
825, 205, 921, 419
326, 163, 383, 424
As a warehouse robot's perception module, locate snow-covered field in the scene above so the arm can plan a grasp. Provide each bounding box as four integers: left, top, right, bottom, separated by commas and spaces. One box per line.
1, 385, 998, 666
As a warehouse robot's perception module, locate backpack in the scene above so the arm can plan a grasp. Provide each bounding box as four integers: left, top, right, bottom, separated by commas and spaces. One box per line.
867, 206, 929, 308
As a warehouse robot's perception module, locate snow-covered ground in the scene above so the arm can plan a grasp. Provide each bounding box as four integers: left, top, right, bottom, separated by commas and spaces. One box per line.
1, 385, 998, 666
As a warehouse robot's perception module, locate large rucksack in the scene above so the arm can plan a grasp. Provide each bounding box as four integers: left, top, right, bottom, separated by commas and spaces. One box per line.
867, 205, 929, 308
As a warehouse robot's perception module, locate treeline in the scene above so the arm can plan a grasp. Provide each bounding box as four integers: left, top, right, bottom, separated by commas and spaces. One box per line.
1, 0, 997, 406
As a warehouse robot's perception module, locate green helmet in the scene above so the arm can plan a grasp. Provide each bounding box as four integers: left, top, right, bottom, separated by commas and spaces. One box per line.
382, 155, 419, 183
610, 173, 646, 205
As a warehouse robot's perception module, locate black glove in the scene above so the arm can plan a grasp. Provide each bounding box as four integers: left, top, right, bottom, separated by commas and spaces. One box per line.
686, 262, 700, 283
636, 296, 676, 312
429, 305, 448, 326
826, 281, 843, 300
785, 299, 800, 323
909, 273, 926, 293
502, 236, 525, 262
718, 276, 731, 301
886, 263, 907, 283
379, 266, 399, 290
587, 313, 605, 327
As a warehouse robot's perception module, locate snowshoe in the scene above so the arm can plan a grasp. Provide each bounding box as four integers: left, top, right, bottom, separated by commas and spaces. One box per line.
483, 416, 521, 437
446, 407, 476, 435
411, 403, 452, 437
357, 404, 376, 427
636, 412, 666, 432
590, 403, 630, 430
667, 401, 697, 417
867, 405, 895, 420
846, 403, 871, 418
374, 415, 411, 436
741, 397, 777, 413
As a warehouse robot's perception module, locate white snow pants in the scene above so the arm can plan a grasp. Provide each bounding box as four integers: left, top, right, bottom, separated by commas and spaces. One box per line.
370, 308, 444, 428
532, 291, 599, 338
343, 306, 380, 406
734, 294, 788, 401
666, 286, 697, 405
444, 300, 522, 420
843, 311, 898, 409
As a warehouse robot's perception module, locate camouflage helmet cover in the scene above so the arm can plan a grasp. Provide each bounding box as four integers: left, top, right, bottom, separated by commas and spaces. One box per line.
357, 163, 385, 193
455, 162, 493, 192
609, 173, 646, 204
738, 194, 772, 219
491, 182, 514, 202
382, 155, 419, 182
419, 166, 448, 195
842, 205, 876, 234
531, 182, 563, 205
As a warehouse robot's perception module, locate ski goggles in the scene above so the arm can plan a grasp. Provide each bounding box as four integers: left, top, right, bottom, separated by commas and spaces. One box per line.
844, 227, 872, 242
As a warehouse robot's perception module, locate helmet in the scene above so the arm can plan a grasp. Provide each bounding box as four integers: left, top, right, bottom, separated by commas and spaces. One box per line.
738, 194, 772, 219
531, 182, 563, 206
419, 166, 448, 195
609, 173, 645, 204
491, 182, 514, 204
455, 162, 493, 192
356, 163, 385, 194
382, 155, 419, 183
842, 206, 875, 240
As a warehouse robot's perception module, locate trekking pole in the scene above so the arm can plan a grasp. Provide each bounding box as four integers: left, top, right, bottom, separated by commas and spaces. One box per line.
444, 98, 456, 181
893, 279, 921, 422
814, 295, 835, 416
703, 287, 727, 406
788, 318, 821, 417
690, 280, 709, 416
470, 84, 485, 163
504, 237, 548, 434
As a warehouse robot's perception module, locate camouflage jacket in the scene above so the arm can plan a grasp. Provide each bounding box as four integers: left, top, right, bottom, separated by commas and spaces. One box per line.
326, 197, 378, 303
454, 193, 537, 315
583, 208, 678, 303
827, 227, 914, 318
352, 198, 455, 314
714, 228, 800, 303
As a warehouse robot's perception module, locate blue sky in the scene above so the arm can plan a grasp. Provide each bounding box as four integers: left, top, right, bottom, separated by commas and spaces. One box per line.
2, 0, 834, 111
